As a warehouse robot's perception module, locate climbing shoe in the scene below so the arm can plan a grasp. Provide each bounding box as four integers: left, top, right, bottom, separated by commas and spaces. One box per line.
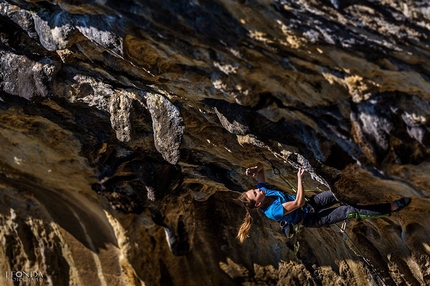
393, 197, 411, 212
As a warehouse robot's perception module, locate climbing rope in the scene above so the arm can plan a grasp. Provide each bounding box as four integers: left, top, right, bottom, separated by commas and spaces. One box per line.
260, 152, 311, 255
260, 152, 312, 194
260, 152, 388, 284
260, 152, 295, 189
333, 222, 388, 286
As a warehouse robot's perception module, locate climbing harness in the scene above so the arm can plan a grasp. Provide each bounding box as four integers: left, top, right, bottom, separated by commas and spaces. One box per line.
260, 152, 311, 255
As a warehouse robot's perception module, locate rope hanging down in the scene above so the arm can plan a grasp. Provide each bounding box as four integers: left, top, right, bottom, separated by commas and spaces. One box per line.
260, 152, 387, 285
333, 222, 388, 286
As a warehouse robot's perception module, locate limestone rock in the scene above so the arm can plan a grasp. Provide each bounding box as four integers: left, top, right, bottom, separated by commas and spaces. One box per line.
0, 0, 429, 285
0, 52, 57, 99
145, 92, 184, 165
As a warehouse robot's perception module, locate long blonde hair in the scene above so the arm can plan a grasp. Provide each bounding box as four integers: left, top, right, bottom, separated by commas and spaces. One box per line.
236, 192, 258, 243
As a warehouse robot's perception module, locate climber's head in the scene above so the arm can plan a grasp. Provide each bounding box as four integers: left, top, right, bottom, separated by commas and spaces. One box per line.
240, 188, 266, 209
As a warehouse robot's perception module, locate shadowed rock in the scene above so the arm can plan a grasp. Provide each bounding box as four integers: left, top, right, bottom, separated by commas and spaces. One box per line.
0, 0, 429, 285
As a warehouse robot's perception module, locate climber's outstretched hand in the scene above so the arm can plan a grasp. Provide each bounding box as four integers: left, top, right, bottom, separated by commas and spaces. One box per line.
245, 163, 265, 183
297, 168, 305, 179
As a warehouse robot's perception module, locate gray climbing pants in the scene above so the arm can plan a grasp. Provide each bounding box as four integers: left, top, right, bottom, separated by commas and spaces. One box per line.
302, 191, 391, 227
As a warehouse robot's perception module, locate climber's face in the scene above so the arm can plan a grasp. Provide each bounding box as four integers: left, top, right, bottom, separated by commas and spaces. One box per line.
246, 188, 266, 208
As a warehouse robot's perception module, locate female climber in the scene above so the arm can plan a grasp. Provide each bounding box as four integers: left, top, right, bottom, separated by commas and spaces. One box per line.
237, 163, 412, 243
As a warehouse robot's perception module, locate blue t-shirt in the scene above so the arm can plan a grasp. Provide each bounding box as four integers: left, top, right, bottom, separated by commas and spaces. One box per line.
257, 183, 303, 225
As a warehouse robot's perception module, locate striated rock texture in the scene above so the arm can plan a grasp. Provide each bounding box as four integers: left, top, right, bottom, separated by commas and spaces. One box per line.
0, 0, 429, 285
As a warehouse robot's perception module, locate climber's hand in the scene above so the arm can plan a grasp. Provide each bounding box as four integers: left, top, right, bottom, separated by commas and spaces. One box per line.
297, 168, 305, 178
245, 163, 263, 177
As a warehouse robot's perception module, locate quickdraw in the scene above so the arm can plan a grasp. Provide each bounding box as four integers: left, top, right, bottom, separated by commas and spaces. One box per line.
260, 152, 314, 194
280, 222, 302, 256
261, 151, 310, 256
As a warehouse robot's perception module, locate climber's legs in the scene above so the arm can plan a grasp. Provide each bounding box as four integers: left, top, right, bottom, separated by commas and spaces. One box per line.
307, 191, 339, 212
303, 203, 391, 227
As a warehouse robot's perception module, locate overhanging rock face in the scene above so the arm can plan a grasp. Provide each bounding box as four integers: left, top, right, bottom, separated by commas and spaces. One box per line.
0, 1, 429, 285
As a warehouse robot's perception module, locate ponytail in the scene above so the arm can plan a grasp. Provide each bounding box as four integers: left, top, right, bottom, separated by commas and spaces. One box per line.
237, 210, 253, 243
236, 192, 257, 243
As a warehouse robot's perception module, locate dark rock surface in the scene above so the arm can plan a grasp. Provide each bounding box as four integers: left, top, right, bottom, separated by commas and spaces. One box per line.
0, 0, 429, 285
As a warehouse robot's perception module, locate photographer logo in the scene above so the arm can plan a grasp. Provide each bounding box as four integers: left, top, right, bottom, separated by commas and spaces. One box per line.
5, 271, 44, 282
